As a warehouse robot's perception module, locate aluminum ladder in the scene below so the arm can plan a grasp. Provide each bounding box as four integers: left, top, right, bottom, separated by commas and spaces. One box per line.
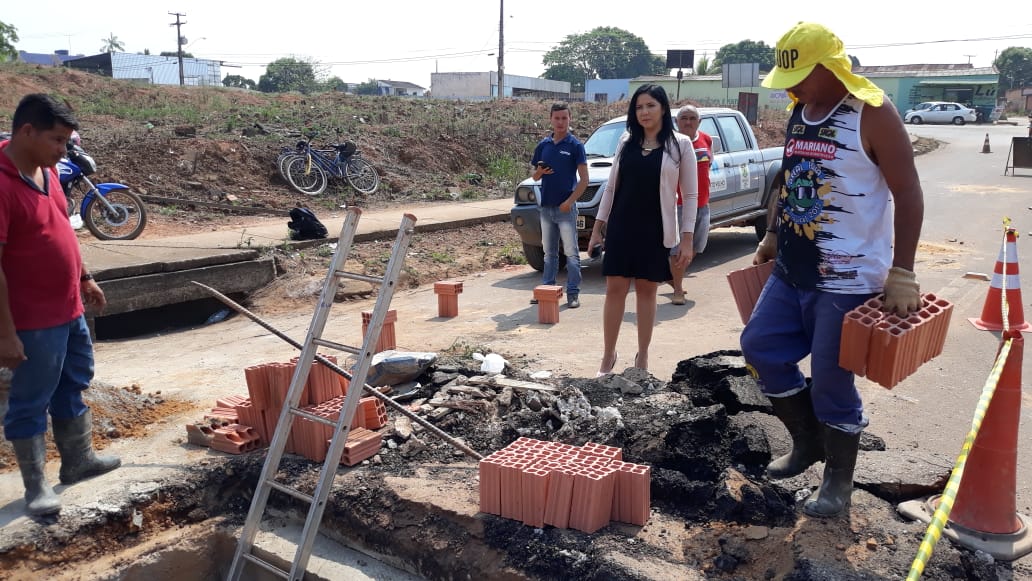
226, 207, 417, 581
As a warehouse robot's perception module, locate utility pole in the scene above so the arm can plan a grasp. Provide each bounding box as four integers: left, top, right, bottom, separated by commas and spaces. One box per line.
169, 12, 186, 86
964, 54, 976, 65
497, 0, 504, 99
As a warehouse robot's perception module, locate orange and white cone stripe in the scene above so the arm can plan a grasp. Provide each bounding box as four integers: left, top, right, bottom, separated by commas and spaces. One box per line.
970, 228, 1030, 332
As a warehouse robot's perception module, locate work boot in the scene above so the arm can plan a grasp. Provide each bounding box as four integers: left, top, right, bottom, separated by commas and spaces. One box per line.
803, 425, 861, 518
766, 387, 824, 479
11, 435, 62, 516
52, 409, 121, 485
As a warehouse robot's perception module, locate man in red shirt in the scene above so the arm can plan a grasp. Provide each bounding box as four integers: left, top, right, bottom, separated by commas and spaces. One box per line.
669, 105, 713, 305
1, 94, 120, 517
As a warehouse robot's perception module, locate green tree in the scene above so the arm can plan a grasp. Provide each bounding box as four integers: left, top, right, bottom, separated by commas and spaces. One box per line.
321, 76, 346, 92
100, 33, 125, 53
223, 74, 256, 90
354, 79, 380, 96
257, 57, 318, 94
0, 20, 18, 62
542, 27, 666, 91
695, 55, 711, 76
711, 40, 775, 72
160, 50, 194, 58
994, 46, 1032, 91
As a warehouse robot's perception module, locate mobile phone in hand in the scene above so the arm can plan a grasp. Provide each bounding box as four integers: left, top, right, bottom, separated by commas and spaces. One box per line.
536, 161, 552, 171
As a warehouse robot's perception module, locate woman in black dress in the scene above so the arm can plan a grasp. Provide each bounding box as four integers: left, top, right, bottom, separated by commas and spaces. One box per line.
587, 85, 699, 375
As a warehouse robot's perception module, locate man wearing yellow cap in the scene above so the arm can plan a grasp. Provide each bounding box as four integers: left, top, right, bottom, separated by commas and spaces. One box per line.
740, 22, 924, 518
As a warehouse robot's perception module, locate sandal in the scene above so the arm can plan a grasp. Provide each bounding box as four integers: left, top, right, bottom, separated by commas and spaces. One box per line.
671, 291, 686, 305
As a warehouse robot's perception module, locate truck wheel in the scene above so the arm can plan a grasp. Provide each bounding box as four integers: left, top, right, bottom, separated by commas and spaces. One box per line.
522, 244, 566, 272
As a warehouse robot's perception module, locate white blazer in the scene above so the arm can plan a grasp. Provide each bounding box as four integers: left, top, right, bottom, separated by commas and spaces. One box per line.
596, 131, 699, 248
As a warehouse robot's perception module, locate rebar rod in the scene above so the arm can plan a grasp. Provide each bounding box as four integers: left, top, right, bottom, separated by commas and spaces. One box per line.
192, 281, 483, 461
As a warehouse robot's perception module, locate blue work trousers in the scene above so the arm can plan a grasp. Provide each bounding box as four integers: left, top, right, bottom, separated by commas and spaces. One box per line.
539, 205, 581, 295
3, 315, 93, 440
740, 275, 873, 432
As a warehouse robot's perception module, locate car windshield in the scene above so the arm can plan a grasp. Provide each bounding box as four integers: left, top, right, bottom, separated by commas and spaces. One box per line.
912, 103, 935, 111
583, 121, 626, 158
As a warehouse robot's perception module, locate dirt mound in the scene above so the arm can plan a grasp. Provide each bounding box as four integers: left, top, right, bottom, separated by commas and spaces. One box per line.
0, 63, 793, 240
0, 379, 196, 472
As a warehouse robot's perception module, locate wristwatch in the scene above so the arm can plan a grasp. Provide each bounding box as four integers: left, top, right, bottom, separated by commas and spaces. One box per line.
80, 272, 94, 282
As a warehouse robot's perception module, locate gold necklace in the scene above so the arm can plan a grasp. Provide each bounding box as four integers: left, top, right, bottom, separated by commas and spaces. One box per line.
642, 138, 661, 154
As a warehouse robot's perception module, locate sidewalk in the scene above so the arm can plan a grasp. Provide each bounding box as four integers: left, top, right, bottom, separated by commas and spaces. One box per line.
80, 197, 514, 318
83, 197, 514, 277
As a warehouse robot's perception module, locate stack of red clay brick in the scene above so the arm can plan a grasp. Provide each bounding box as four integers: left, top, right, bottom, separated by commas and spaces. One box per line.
839, 293, 954, 389
187, 357, 386, 465
479, 437, 651, 534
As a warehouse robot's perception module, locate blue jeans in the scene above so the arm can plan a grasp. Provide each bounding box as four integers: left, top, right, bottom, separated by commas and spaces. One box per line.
740, 275, 873, 432
539, 205, 581, 295
3, 315, 93, 440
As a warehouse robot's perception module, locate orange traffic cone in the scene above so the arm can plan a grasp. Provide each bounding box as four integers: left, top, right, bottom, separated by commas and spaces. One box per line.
949, 331, 1027, 537
981, 133, 991, 154
898, 331, 1032, 560
969, 228, 1031, 332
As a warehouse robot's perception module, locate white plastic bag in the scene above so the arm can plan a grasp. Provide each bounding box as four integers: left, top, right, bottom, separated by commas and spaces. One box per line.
472, 352, 507, 375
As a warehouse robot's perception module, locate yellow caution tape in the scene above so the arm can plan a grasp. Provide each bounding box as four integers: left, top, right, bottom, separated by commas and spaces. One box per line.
906, 338, 1013, 580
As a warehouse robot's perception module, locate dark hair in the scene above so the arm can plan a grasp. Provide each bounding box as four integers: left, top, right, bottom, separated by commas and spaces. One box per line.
550, 101, 570, 115
625, 84, 678, 158
11, 94, 79, 133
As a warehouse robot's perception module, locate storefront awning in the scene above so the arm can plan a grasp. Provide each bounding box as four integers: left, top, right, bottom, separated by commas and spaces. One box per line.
917, 80, 993, 86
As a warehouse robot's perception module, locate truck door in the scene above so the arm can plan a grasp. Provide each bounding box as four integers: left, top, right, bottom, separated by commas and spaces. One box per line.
714, 115, 764, 211
699, 116, 733, 217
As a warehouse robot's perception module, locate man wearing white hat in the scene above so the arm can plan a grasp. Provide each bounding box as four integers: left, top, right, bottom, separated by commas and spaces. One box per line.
740, 22, 925, 518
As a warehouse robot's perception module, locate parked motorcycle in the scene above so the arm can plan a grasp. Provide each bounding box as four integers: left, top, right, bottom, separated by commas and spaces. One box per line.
58, 138, 148, 240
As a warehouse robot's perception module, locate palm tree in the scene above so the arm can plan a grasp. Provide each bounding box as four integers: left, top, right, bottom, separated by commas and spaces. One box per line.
99, 33, 125, 53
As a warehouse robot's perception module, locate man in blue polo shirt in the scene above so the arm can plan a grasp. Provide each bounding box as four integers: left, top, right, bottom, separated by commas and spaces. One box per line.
530, 102, 588, 308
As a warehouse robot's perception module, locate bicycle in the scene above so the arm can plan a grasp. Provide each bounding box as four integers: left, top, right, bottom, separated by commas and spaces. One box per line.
280, 133, 380, 196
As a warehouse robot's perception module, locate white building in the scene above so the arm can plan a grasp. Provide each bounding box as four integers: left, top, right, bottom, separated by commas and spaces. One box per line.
64, 52, 221, 86
377, 80, 427, 96
430, 72, 570, 100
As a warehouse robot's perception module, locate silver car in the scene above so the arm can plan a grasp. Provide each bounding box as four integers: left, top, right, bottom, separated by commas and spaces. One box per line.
904, 101, 977, 125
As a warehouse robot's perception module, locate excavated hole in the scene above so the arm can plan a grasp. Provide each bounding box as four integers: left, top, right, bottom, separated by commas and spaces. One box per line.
3, 351, 1024, 581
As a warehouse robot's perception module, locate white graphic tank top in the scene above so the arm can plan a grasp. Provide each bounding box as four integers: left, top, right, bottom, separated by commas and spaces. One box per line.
773, 96, 893, 293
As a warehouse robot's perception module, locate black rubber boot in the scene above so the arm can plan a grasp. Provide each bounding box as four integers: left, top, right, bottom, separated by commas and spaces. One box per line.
11, 435, 62, 516
52, 409, 121, 485
766, 388, 825, 479
803, 425, 861, 518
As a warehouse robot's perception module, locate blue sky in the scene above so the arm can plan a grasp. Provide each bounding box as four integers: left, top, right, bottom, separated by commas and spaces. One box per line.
5, 1, 1030, 88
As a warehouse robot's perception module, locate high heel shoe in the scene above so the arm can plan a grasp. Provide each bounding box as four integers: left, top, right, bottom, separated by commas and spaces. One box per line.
596, 351, 618, 377
633, 352, 648, 372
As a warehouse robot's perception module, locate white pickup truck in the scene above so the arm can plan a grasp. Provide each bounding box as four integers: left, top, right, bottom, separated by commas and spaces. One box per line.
510, 107, 784, 270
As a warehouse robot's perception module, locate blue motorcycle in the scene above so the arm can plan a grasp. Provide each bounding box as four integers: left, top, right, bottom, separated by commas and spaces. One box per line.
58, 138, 148, 240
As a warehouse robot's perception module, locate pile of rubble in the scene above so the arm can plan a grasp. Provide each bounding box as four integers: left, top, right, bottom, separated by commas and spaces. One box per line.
5, 350, 1026, 580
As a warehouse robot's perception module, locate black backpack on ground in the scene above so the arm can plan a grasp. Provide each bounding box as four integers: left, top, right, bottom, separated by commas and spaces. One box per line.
287, 207, 328, 241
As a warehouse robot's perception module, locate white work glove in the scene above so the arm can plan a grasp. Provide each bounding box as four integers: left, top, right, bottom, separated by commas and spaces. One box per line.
882, 267, 921, 316
753, 232, 777, 265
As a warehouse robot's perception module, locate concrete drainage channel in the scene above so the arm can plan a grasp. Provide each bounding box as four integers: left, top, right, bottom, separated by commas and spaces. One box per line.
2, 352, 1027, 580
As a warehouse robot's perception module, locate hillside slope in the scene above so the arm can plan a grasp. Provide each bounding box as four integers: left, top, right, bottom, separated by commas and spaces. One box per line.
0, 64, 788, 207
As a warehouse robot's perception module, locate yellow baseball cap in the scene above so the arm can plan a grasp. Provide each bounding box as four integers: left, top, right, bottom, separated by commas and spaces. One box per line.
762, 22, 884, 109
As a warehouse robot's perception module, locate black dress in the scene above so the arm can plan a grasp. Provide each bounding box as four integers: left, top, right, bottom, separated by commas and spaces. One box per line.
602, 142, 671, 282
